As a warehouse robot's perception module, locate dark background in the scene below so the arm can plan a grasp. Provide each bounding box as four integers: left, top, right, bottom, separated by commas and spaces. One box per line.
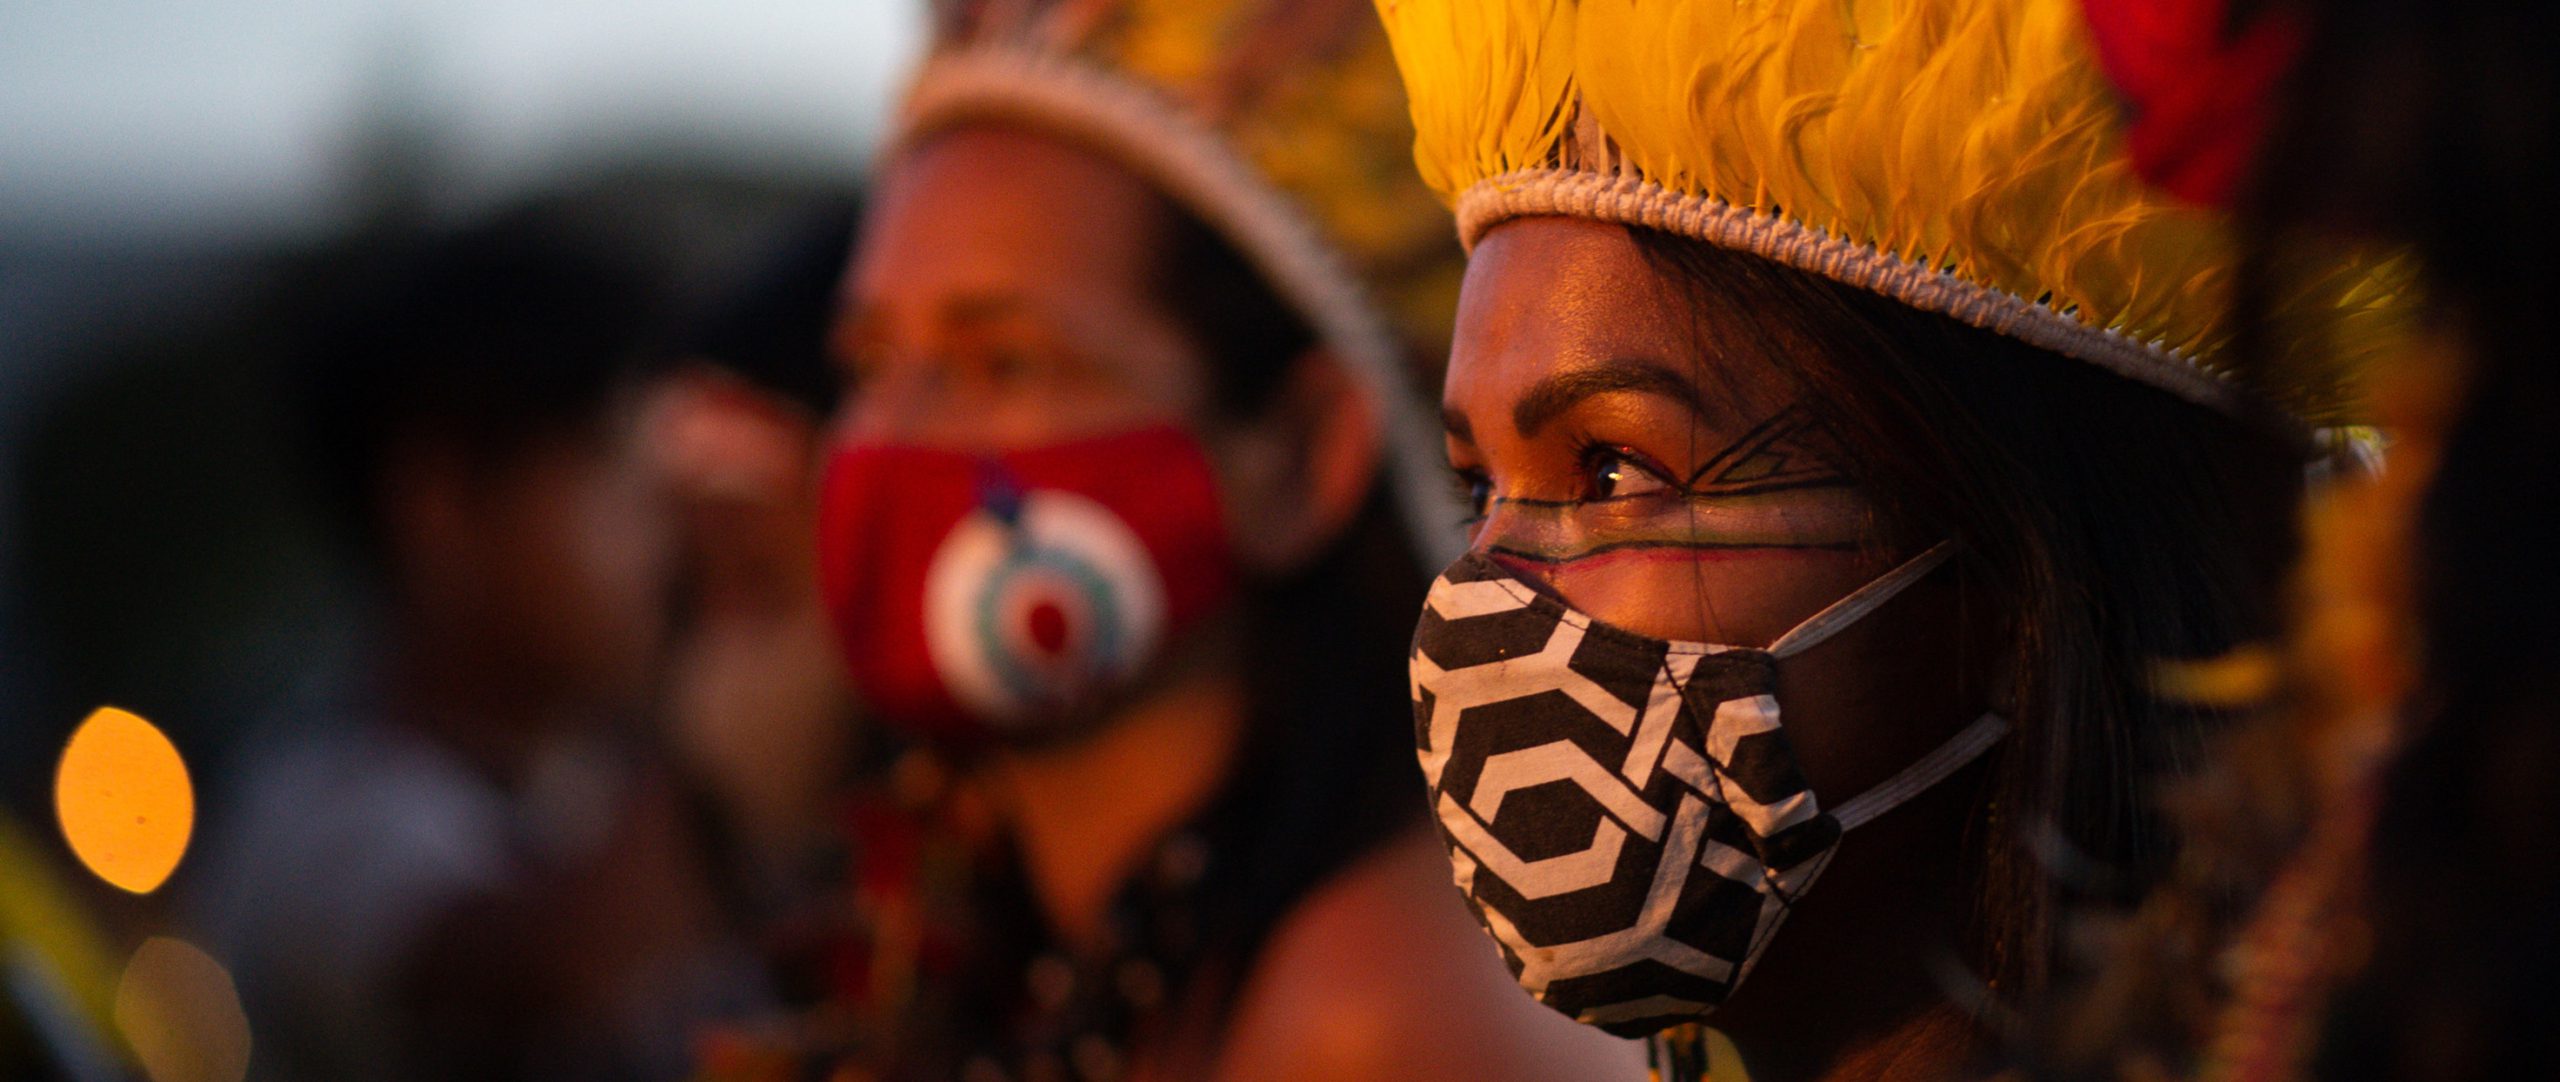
0, 0, 915, 851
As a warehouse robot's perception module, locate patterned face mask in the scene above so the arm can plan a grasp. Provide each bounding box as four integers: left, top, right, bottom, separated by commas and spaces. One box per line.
1410, 541, 2008, 1035
816, 426, 1237, 749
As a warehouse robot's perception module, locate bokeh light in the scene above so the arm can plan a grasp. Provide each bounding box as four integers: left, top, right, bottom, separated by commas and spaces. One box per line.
54, 705, 195, 894
114, 936, 252, 1082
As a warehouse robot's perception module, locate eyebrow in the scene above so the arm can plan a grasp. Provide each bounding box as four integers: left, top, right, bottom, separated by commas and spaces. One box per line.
1510, 358, 1717, 439
829, 289, 1047, 362
839, 290, 1039, 336
1441, 406, 1473, 442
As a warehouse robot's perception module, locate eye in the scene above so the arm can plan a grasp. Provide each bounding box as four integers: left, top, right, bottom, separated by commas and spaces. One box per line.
1451, 467, 1492, 523
1583, 447, 1671, 501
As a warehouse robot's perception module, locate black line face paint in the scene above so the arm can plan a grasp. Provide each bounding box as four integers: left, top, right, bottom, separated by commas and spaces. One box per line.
1683, 409, 1852, 496
1471, 406, 1879, 568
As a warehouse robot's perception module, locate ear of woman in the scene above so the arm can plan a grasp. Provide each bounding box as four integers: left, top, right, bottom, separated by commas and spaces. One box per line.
1213, 345, 1382, 575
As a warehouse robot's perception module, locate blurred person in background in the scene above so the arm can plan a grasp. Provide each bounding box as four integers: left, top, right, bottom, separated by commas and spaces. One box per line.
2034, 2, 2560, 1079
190, 206, 760, 1082
650, 200, 874, 1004
727, 0, 1649, 1078
2271, 6, 2560, 1076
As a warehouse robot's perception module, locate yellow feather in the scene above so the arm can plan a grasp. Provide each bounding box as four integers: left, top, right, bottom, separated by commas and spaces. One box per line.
1377, 0, 2415, 422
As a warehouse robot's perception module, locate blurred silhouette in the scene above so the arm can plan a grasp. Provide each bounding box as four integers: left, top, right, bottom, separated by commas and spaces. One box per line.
2252, 6, 2560, 1077
187, 206, 760, 1082
650, 202, 875, 1001
2040, 3, 2560, 1080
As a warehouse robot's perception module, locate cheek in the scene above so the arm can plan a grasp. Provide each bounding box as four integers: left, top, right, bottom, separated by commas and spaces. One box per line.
1762, 578, 1991, 800
583, 475, 671, 607
1520, 547, 1892, 648
505, 462, 672, 658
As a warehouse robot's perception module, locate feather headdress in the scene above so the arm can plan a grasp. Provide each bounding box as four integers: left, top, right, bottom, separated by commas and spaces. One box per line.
1374, 0, 2412, 422
894, 0, 1468, 561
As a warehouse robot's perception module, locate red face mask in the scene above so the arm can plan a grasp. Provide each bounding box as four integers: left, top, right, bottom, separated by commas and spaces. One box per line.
815, 425, 1237, 747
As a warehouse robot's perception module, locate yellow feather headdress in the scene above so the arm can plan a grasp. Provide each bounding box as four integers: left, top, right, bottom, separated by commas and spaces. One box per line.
893, 0, 1469, 560
1374, 0, 2413, 423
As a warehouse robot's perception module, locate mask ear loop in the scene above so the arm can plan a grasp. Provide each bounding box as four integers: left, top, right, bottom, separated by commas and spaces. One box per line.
1766, 540, 1959, 660
1757, 540, 2010, 830
1829, 712, 2010, 831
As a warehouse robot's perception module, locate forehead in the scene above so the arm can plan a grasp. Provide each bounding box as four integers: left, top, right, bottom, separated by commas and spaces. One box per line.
850, 125, 1169, 318
1446, 217, 1797, 424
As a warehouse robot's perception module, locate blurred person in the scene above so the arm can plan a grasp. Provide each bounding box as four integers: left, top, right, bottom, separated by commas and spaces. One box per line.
2246, 6, 2560, 1077
1368, 0, 2408, 1077
2029, 2, 2560, 1080
650, 201, 871, 995
752, 0, 1651, 1078
191, 208, 755, 1082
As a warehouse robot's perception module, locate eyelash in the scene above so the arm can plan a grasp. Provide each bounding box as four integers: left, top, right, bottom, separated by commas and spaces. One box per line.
1446, 442, 1678, 527
1451, 466, 1492, 527
1576, 441, 1679, 499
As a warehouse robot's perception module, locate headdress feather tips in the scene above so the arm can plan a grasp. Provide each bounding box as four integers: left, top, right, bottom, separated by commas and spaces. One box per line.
1376, 0, 2413, 424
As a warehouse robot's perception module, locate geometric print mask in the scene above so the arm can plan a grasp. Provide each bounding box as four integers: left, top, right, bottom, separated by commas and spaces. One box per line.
1410, 541, 2009, 1036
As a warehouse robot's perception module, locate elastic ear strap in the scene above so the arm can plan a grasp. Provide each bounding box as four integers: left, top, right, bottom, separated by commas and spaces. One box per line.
1767, 541, 1958, 659
1830, 712, 2010, 831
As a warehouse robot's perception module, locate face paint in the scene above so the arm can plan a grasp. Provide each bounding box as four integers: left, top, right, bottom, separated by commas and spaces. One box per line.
1476, 491, 1871, 563
1469, 409, 1880, 569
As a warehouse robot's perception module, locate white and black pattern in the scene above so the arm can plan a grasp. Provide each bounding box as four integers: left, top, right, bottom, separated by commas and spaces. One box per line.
1411, 553, 1845, 1036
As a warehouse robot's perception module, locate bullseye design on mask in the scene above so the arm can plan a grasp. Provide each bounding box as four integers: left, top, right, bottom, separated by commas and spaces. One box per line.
816, 426, 1236, 747
1410, 543, 2006, 1035
925, 490, 1167, 725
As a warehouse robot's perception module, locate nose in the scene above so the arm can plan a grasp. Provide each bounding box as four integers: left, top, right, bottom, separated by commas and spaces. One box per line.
1466, 495, 1540, 556
1467, 507, 1562, 591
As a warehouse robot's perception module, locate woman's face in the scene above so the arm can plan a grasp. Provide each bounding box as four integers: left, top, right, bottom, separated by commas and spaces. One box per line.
1443, 216, 1986, 800
835, 123, 1379, 577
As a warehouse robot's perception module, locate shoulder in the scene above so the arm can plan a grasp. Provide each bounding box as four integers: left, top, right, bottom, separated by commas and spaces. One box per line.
1211, 825, 1649, 1082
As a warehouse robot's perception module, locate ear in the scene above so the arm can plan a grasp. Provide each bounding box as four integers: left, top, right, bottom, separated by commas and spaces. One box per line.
1212, 346, 1382, 575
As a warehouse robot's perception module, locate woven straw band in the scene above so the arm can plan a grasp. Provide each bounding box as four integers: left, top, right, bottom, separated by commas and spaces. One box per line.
1455, 168, 2250, 418
898, 48, 1467, 567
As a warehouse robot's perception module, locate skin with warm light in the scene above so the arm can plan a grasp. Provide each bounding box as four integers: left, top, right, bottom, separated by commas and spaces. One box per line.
841, 124, 1646, 1081
1446, 217, 1999, 1082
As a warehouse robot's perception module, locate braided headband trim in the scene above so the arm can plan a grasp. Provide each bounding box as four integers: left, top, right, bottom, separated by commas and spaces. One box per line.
1455, 169, 2250, 418
898, 48, 1466, 568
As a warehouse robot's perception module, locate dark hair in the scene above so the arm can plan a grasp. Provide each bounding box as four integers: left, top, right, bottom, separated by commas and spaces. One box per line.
2249, 3, 2560, 1077
1627, 228, 2303, 1004
1139, 198, 1430, 1035
1153, 208, 1319, 419
296, 207, 669, 560
673, 199, 863, 418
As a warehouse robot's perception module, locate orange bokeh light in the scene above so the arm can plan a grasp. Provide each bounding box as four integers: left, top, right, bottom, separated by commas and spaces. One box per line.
55, 706, 195, 895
